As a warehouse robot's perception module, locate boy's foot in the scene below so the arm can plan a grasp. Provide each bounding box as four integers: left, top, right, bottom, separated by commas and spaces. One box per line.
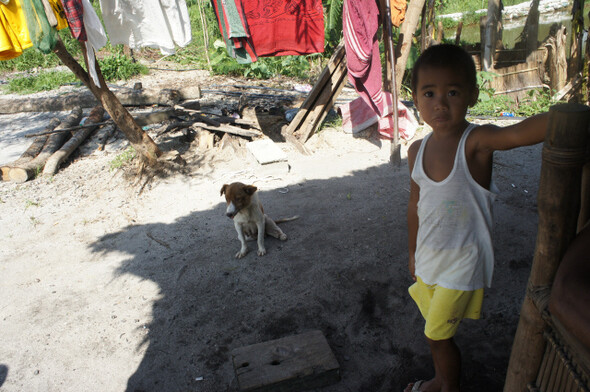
403, 379, 441, 392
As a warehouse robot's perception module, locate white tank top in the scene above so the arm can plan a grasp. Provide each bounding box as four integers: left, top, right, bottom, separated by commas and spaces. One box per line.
411, 124, 498, 290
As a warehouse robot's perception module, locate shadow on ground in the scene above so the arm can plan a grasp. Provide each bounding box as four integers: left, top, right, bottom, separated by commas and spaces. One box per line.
89, 151, 538, 391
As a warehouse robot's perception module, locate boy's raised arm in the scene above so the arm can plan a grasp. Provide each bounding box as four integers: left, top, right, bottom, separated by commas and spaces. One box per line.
472, 112, 549, 153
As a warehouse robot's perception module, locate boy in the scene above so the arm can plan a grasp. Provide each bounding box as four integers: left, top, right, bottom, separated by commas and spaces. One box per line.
405, 44, 548, 392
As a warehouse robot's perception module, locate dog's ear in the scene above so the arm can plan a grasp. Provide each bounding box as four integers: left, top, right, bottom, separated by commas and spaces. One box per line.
244, 185, 257, 195
220, 184, 228, 196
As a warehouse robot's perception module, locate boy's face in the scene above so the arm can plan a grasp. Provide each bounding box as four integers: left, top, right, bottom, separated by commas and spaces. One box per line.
412, 65, 478, 134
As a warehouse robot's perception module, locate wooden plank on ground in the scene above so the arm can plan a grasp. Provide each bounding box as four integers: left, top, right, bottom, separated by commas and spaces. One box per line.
231, 330, 340, 392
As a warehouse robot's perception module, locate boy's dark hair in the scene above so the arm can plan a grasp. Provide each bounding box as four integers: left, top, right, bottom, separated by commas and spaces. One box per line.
411, 44, 477, 94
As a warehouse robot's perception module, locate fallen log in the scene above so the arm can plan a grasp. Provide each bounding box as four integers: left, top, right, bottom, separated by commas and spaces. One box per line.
0, 85, 202, 114
0, 117, 61, 180
1, 108, 83, 183
43, 106, 105, 177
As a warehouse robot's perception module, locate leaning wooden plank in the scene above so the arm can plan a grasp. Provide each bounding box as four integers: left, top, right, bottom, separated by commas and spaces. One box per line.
295, 58, 348, 143
3, 108, 83, 183
285, 44, 346, 135
0, 117, 61, 180
43, 106, 105, 177
190, 121, 262, 139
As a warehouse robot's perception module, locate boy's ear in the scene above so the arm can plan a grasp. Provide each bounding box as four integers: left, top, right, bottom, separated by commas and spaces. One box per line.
469, 87, 479, 107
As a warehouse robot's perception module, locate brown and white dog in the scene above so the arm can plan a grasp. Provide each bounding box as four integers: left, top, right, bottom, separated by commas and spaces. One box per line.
220, 182, 295, 258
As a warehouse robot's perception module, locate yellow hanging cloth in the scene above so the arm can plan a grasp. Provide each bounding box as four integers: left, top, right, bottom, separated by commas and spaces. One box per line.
0, 0, 67, 60
0, 0, 33, 60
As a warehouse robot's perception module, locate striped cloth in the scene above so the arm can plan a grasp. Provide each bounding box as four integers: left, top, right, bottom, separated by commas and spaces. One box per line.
343, 0, 385, 116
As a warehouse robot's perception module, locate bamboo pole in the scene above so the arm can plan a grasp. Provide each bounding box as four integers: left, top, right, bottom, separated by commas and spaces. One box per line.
504, 103, 590, 391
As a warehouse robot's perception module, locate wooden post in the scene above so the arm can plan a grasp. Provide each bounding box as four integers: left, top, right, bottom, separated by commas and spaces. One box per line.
483, 0, 501, 71
568, 0, 584, 81
455, 21, 463, 46
504, 103, 590, 392
524, 0, 540, 56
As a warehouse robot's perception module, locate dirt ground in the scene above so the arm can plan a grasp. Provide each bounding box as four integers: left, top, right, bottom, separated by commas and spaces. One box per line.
0, 67, 543, 392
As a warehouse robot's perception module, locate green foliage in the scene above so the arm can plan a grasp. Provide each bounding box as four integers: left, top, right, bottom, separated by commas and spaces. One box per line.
514, 89, 555, 117
98, 54, 148, 81
4, 70, 77, 94
209, 39, 312, 79
110, 146, 137, 170
323, 0, 343, 52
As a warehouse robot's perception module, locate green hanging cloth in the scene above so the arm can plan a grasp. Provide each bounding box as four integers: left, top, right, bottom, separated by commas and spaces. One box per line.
20, 0, 57, 53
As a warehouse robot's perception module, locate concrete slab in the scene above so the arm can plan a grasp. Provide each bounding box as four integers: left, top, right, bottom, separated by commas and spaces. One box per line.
246, 138, 288, 165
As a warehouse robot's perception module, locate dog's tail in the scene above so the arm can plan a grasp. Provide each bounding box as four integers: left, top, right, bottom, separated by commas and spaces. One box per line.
275, 216, 300, 224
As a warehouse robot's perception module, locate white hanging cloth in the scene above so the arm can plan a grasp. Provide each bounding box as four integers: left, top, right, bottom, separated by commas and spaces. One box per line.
81, 0, 107, 86
98, 0, 191, 55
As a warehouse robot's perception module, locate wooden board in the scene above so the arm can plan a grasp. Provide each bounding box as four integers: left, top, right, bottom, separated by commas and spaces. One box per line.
231, 330, 340, 392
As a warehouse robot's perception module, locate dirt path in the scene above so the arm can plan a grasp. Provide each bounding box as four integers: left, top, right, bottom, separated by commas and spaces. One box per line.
0, 69, 542, 391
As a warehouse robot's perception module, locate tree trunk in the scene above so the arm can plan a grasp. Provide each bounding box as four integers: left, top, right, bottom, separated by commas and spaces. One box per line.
395, 0, 426, 93
52, 38, 161, 166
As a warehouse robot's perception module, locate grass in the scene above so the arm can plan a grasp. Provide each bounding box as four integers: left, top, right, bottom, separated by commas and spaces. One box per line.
4, 71, 78, 95
110, 146, 137, 170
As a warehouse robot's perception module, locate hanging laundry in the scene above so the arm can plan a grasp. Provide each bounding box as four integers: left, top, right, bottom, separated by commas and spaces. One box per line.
20, 0, 62, 53
61, 0, 86, 40
390, 0, 407, 27
343, 0, 385, 116
98, 0, 191, 56
0, 0, 33, 60
81, 0, 106, 86
338, 95, 417, 141
240, 0, 324, 57
211, 0, 256, 64
60, 0, 107, 86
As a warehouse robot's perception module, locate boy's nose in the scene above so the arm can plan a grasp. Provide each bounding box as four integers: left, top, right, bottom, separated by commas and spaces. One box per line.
434, 97, 448, 110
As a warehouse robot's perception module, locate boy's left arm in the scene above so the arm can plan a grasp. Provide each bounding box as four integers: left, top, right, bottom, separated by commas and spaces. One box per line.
471, 112, 549, 153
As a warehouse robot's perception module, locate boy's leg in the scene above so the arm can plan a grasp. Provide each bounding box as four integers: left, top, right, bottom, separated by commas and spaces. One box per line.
427, 337, 461, 392
404, 337, 459, 392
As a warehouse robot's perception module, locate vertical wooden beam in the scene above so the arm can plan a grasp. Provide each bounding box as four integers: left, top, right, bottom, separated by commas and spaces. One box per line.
504, 103, 590, 392
483, 0, 501, 71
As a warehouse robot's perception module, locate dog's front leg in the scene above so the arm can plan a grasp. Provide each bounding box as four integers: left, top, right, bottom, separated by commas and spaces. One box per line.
256, 217, 266, 256
234, 222, 249, 258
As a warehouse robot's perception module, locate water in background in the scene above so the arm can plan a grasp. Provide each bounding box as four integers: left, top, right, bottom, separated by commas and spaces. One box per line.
445, 9, 578, 49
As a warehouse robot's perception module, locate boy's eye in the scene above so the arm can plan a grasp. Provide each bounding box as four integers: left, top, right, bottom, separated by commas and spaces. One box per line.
448, 90, 459, 97
424, 91, 433, 98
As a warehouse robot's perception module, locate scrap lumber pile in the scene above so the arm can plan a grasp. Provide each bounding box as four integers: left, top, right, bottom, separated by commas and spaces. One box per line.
0, 88, 273, 183
284, 44, 347, 145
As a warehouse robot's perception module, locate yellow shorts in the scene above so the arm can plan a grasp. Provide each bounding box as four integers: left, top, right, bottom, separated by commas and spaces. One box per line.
409, 276, 484, 341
